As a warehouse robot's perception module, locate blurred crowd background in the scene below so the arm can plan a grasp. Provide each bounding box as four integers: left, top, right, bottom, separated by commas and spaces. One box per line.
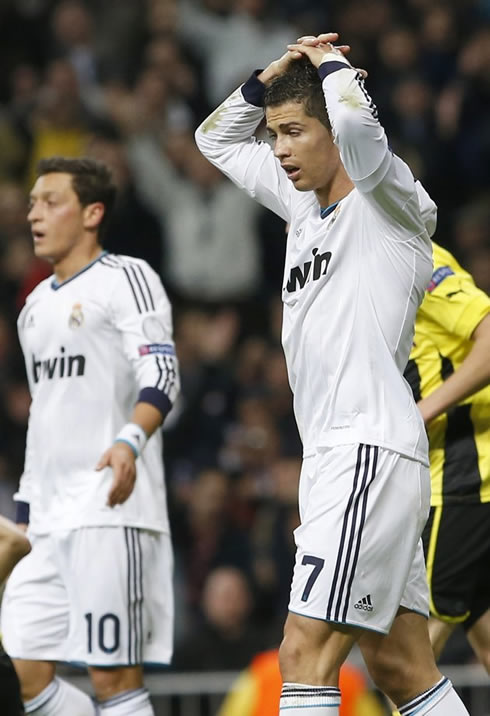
0, 0, 489, 675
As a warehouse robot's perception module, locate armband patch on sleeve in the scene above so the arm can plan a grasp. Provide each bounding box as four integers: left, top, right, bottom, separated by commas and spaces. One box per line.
427, 266, 454, 292
138, 343, 176, 356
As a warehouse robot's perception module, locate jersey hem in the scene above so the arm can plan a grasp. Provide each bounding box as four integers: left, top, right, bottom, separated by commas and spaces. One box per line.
304, 438, 429, 466
26, 521, 170, 536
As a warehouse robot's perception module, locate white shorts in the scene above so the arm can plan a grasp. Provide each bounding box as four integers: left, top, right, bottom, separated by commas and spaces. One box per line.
289, 443, 430, 634
1, 526, 173, 666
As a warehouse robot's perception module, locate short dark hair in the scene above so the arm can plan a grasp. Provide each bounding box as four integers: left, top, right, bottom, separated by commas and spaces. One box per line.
36, 156, 116, 239
264, 57, 331, 131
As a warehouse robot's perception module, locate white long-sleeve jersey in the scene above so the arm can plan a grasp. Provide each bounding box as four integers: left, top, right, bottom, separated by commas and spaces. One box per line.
16, 253, 180, 535
195, 54, 436, 463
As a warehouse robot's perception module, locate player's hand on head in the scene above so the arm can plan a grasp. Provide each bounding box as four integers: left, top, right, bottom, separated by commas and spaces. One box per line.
289, 34, 367, 77
96, 442, 137, 507
258, 49, 303, 85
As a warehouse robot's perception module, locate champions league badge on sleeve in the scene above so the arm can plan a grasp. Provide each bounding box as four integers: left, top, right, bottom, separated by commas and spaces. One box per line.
68, 303, 84, 329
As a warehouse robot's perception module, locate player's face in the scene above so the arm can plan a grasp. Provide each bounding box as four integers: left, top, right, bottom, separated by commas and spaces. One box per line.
27, 172, 87, 264
266, 101, 339, 194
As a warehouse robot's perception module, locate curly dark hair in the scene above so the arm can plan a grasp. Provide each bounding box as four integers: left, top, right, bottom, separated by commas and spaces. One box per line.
263, 57, 331, 131
36, 156, 116, 239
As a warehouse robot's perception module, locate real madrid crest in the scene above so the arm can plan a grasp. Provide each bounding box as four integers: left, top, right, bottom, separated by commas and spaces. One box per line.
69, 303, 84, 329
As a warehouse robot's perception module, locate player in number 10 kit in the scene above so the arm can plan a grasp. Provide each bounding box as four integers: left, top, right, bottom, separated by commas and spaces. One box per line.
195, 31, 469, 716
1, 157, 179, 716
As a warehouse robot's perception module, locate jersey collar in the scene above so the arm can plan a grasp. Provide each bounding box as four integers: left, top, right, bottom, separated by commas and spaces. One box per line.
51, 251, 108, 290
320, 200, 339, 220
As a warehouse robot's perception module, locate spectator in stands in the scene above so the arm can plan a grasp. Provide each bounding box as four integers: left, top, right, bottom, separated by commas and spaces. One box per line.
173, 566, 270, 671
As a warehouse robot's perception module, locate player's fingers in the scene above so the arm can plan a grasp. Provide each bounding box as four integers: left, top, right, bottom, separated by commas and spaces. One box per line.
95, 450, 111, 470
356, 67, 368, 78
335, 44, 351, 54
296, 35, 320, 46
316, 32, 340, 43
297, 32, 338, 44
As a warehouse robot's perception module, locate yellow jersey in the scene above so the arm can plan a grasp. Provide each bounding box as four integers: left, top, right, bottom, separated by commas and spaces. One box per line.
405, 242, 490, 504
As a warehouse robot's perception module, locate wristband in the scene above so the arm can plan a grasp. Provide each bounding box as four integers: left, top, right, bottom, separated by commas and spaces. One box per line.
114, 422, 147, 458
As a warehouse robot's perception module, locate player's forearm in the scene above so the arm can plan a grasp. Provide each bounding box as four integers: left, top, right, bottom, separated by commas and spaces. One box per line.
418, 330, 490, 423
131, 400, 165, 437
320, 56, 389, 184
194, 80, 264, 165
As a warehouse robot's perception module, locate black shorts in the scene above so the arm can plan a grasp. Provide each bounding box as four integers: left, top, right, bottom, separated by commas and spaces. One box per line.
422, 502, 490, 630
0, 643, 23, 715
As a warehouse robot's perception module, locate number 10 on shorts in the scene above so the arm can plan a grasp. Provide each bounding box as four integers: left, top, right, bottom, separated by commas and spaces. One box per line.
84, 612, 121, 654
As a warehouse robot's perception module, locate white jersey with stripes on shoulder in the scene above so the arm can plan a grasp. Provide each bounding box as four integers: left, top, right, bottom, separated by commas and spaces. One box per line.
195, 52, 437, 463
15, 252, 179, 535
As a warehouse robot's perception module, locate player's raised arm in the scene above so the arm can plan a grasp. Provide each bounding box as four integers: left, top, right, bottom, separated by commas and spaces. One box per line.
194, 49, 305, 222
290, 35, 437, 238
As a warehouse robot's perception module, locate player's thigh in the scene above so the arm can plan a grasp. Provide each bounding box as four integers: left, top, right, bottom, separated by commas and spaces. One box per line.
62, 526, 173, 667
289, 444, 430, 635
423, 502, 490, 625
1, 534, 70, 663
427, 616, 457, 660
467, 609, 490, 673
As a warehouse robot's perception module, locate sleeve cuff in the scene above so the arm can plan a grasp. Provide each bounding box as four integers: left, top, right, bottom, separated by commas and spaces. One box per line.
138, 387, 172, 418
318, 60, 352, 81
15, 501, 30, 524
241, 71, 266, 107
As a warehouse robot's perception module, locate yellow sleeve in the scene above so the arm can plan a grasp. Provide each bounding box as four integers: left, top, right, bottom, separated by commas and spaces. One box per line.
217, 671, 257, 716
419, 259, 490, 341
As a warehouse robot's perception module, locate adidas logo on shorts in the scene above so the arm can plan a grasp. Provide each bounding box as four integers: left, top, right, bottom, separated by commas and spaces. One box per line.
354, 594, 373, 611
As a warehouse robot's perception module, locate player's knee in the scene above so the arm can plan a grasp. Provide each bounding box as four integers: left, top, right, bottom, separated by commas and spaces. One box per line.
473, 644, 490, 675
13, 659, 54, 702
89, 665, 143, 701
366, 651, 412, 702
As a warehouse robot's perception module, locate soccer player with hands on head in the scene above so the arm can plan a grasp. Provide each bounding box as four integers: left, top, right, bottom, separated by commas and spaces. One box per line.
1, 156, 179, 716
196, 31, 469, 716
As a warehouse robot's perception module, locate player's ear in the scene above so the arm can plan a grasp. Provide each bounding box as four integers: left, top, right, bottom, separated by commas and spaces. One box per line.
83, 201, 105, 231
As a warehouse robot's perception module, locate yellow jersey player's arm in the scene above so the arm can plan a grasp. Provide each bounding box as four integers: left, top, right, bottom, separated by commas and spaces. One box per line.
0, 516, 30, 585
417, 247, 490, 424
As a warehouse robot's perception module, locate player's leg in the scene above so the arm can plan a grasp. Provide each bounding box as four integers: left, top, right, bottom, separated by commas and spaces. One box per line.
0, 643, 25, 716
359, 548, 468, 714
0, 516, 31, 715
278, 612, 354, 714
88, 665, 152, 715
280, 444, 427, 715
423, 501, 490, 669
427, 617, 457, 659
1, 534, 95, 715
64, 526, 173, 715
466, 609, 490, 674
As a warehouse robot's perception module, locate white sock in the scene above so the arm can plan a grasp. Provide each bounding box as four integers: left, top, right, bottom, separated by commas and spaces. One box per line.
399, 677, 469, 715
280, 682, 341, 714
98, 687, 154, 715
24, 677, 96, 715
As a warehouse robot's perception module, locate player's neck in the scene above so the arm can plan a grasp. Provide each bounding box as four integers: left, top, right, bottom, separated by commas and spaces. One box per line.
53, 242, 104, 283
315, 169, 354, 211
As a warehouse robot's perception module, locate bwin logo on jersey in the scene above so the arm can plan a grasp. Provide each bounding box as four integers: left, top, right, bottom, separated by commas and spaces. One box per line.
32, 347, 86, 383
69, 303, 84, 329
286, 249, 332, 293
